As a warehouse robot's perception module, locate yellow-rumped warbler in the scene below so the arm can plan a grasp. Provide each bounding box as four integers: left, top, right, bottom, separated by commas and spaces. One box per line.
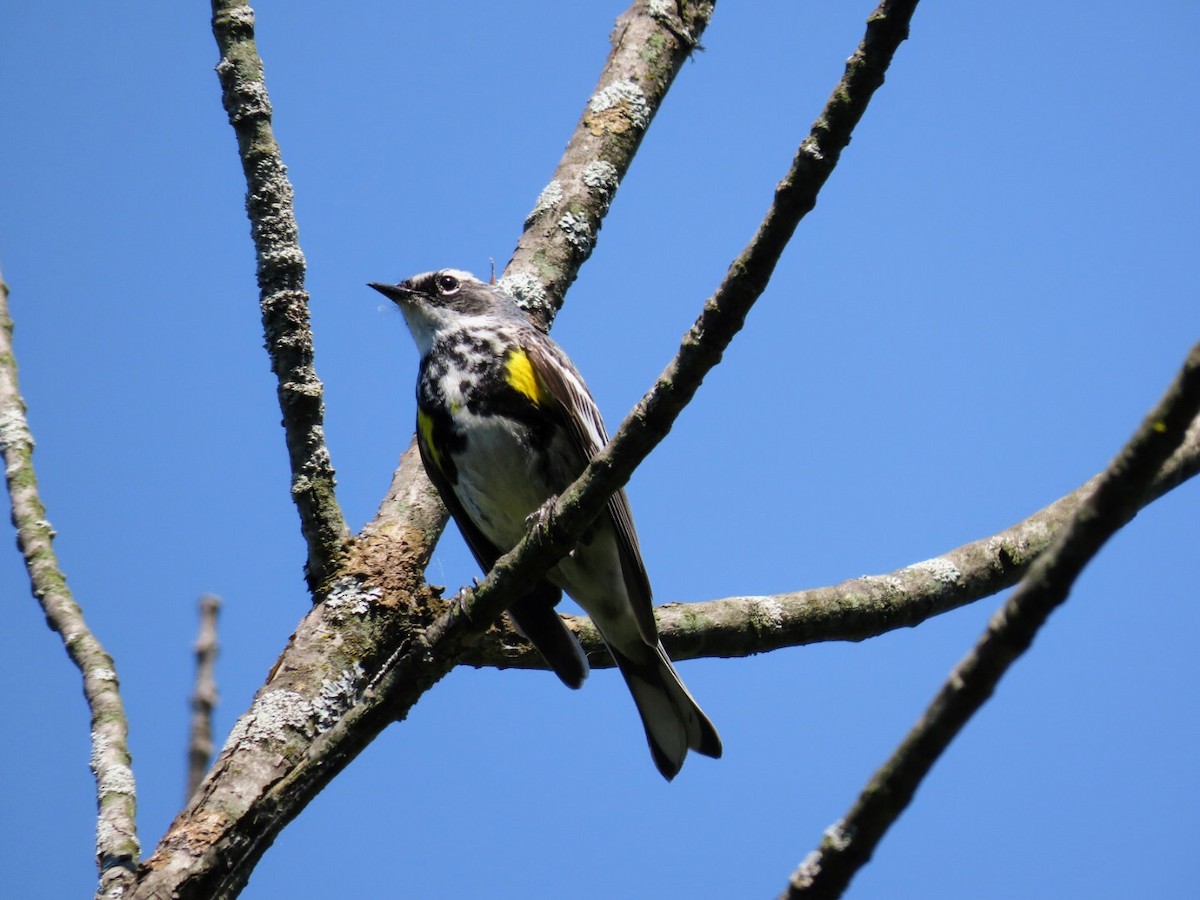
369, 269, 721, 779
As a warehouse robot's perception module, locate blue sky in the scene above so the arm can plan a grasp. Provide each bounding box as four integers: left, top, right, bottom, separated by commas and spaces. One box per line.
2, 2, 1197, 898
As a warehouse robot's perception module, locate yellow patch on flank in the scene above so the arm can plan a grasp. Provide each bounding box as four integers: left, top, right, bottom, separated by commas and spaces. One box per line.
416, 409, 444, 472
505, 348, 549, 405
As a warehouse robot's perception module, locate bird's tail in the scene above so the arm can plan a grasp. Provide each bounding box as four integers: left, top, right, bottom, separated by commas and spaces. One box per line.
609, 641, 722, 780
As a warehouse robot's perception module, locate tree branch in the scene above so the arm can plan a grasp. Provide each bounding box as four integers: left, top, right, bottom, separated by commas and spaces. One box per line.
781, 342, 1200, 898
0, 265, 140, 900
186, 595, 221, 802
460, 411, 1200, 670
211, 0, 347, 590
501, 0, 715, 327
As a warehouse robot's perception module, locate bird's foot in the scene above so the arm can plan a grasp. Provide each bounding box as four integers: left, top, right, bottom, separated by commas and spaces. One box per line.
525, 495, 559, 531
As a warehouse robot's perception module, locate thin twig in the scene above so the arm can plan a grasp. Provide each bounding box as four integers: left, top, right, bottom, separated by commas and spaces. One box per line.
186, 594, 221, 801
0, 265, 140, 899
211, 0, 347, 590
460, 413, 1200, 670
782, 340, 1200, 899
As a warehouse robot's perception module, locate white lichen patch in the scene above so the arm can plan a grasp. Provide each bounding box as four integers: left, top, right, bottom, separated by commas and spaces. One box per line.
325, 577, 379, 616
88, 732, 111, 775
745, 595, 785, 629
823, 819, 854, 851
647, 0, 675, 21
526, 179, 564, 224
558, 211, 593, 252
92, 667, 118, 683
790, 848, 823, 888
499, 272, 551, 320
98, 762, 137, 797
260, 243, 306, 268
0, 407, 33, 452
89, 733, 135, 797
222, 689, 315, 750
588, 79, 651, 130
1022, 518, 1052, 549
229, 75, 273, 122
312, 663, 365, 731
906, 557, 962, 585
225, 5, 255, 29
788, 821, 853, 890
581, 160, 619, 194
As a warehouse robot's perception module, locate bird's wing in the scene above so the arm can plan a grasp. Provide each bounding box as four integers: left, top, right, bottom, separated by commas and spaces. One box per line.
416, 406, 587, 688
523, 337, 658, 645
416, 406, 503, 571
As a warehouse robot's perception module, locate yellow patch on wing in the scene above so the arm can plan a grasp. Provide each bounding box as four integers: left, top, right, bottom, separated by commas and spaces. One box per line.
505, 348, 550, 406
416, 409, 444, 472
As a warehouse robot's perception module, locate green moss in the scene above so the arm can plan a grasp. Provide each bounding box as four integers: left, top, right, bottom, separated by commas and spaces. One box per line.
8, 459, 37, 493
640, 31, 670, 81
530, 249, 560, 282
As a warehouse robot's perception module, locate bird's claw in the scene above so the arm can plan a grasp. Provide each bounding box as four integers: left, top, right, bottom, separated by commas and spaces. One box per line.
525, 496, 559, 531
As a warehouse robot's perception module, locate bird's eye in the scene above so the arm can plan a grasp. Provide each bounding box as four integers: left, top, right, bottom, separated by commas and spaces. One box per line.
436, 274, 460, 295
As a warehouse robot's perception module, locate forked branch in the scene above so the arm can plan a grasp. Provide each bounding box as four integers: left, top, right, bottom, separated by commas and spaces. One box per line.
782, 344, 1200, 898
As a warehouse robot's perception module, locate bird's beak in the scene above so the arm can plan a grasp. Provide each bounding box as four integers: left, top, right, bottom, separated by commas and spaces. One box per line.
368, 281, 413, 304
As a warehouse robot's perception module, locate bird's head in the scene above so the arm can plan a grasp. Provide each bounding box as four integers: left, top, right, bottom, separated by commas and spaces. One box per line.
370, 269, 522, 352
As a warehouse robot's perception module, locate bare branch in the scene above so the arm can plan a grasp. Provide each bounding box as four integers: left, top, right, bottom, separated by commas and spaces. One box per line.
502, 0, 716, 327
781, 342, 1200, 898
461, 411, 1200, 670
186, 595, 221, 802
0, 265, 140, 899
211, 0, 347, 590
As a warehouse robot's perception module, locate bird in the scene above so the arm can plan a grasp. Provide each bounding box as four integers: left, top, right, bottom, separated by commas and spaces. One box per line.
369, 269, 721, 779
